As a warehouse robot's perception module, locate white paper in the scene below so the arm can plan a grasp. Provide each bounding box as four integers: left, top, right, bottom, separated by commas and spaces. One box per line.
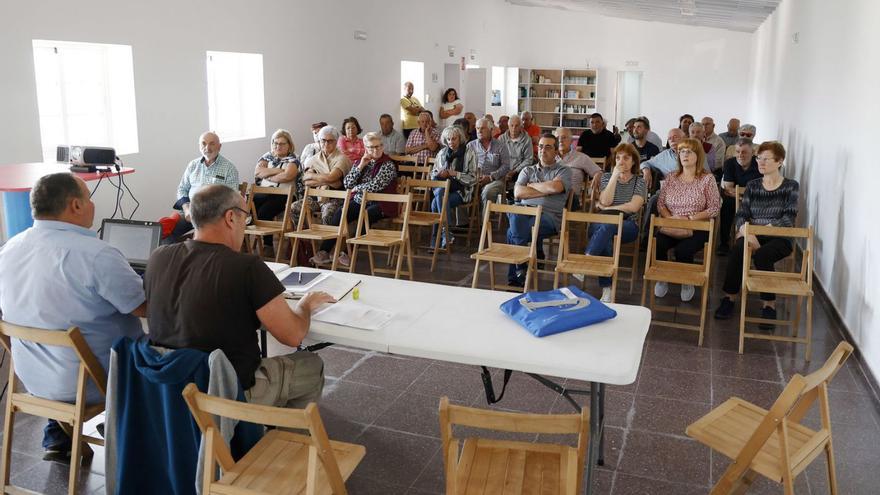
312, 300, 394, 331
264, 261, 290, 274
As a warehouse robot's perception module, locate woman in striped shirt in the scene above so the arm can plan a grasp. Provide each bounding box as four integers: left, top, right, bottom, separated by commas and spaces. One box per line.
653, 138, 721, 302
714, 141, 799, 327
587, 142, 646, 302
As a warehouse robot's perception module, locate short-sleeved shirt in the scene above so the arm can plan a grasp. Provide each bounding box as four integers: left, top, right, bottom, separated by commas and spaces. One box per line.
176, 154, 240, 201
559, 150, 601, 197
0, 220, 145, 403
598, 173, 647, 219
576, 129, 621, 158
405, 126, 441, 163
400, 96, 422, 130
467, 138, 510, 181
722, 157, 762, 186
524, 123, 541, 155
380, 129, 406, 155
515, 162, 573, 226
440, 99, 462, 128
337, 135, 365, 164
144, 241, 284, 389
633, 141, 661, 163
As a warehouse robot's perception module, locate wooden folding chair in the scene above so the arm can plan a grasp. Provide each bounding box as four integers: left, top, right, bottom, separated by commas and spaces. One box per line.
394, 178, 451, 271
347, 192, 413, 280
615, 204, 644, 295
243, 184, 295, 261
0, 322, 106, 495
590, 156, 606, 171
739, 224, 815, 360
554, 211, 624, 301
471, 202, 542, 293
687, 341, 853, 495
439, 396, 589, 495
282, 188, 351, 271
182, 383, 365, 495
641, 215, 716, 346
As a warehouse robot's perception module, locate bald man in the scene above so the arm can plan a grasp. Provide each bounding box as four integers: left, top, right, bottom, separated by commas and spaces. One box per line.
164, 131, 240, 244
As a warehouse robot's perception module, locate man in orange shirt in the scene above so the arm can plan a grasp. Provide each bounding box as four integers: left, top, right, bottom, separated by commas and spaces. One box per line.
521, 111, 541, 157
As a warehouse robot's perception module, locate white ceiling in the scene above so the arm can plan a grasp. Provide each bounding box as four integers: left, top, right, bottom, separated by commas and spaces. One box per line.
507, 0, 781, 32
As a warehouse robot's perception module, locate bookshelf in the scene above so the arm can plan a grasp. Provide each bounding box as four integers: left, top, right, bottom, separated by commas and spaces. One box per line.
517, 68, 598, 134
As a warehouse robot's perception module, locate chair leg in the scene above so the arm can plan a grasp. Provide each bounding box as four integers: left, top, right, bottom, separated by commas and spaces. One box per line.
805, 295, 813, 362
430, 225, 441, 272
792, 295, 802, 338
523, 263, 532, 294
825, 439, 839, 495
289, 238, 299, 267
274, 234, 285, 263
367, 245, 376, 276
68, 420, 83, 495
406, 237, 414, 281
698, 283, 709, 346
348, 244, 360, 274
1, 392, 15, 487
331, 237, 344, 272
610, 273, 618, 304
640, 277, 648, 307
471, 260, 481, 289
488, 262, 496, 290
553, 270, 560, 289
739, 287, 749, 354
394, 241, 406, 280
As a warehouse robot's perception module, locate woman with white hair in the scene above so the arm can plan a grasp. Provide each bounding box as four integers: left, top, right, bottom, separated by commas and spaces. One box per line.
253, 129, 300, 221
290, 125, 352, 225
430, 125, 477, 248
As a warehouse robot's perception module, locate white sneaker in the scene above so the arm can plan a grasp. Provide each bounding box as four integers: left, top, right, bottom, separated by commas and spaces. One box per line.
600, 287, 613, 303
654, 281, 668, 298
680, 284, 695, 302
310, 250, 331, 265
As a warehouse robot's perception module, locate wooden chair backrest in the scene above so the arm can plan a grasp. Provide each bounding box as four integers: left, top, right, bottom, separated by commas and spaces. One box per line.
743, 224, 813, 286
559, 210, 624, 266
292, 187, 351, 234
401, 178, 450, 215
397, 164, 432, 181
238, 182, 249, 197
246, 184, 295, 227
181, 383, 347, 494
722, 341, 853, 484
439, 396, 589, 494
0, 321, 107, 396
389, 154, 419, 166
354, 192, 412, 241
646, 214, 716, 277
734, 185, 746, 212
476, 201, 542, 256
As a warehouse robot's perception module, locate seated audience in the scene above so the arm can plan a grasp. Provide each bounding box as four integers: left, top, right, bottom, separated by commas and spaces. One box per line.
469, 117, 511, 209
576, 113, 622, 158
252, 129, 300, 223
431, 125, 477, 248
464, 112, 478, 142
453, 117, 471, 139
379, 113, 406, 155
400, 81, 425, 139
312, 133, 398, 267
493, 115, 509, 138
290, 125, 352, 225
555, 127, 601, 209
717, 138, 761, 255
439, 88, 463, 128
625, 115, 664, 149
586, 143, 647, 302
719, 118, 741, 147
725, 124, 757, 159
714, 142, 799, 327
0, 173, 146, 460
688, 122, 715, 165
506, 133, 572, 287
652, 138, 720, 302
501, 114, 534, 184
164, 131, 240, 244
619, 118, 636, 143
701, 116, 727, 173
405, 110, 441, 164
641, 128, 686, 193
630, 117, 661, 163
338, 116, 365, 163
145, 185, 333, 409
299, 121, 328, 164
521, 111, 541, 155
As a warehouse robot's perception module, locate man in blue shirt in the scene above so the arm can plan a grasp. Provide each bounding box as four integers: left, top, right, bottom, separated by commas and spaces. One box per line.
0, 173, 146, 461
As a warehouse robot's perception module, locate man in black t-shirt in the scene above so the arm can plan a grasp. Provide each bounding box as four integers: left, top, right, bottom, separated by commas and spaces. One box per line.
717, 138, 762, 255
630, 117, 660, 163
145, 185, 334, 409
576, 113, 622, 158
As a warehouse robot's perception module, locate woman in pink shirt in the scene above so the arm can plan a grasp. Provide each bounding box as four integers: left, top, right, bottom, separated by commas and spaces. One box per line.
653, 138, 720, 301
338, 116, 365, 164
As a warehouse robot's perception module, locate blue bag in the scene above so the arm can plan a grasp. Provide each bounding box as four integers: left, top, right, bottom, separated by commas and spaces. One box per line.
499, 286, 617, 337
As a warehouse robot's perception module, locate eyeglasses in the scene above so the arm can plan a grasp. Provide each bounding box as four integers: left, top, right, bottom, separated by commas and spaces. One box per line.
319, 139, 336, 144
677, 148, 695, 156
740, 133, 754, 138
365, 145, 383, 150
272, 141, 289, 147
756, 156, 778, 162
227, 206, 252, 224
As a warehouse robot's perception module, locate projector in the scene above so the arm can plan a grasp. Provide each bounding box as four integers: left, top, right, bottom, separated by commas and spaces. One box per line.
65, 146, 117, 166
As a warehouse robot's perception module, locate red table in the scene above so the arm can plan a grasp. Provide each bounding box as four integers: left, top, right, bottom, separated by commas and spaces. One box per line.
1, 162, 135, 238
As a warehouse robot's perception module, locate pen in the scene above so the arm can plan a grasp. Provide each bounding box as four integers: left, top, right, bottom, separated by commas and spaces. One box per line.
298, 272, 302, 284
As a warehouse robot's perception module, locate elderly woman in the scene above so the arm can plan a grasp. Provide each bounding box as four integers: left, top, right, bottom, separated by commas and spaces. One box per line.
337, 116, 365, 163
290, 125, 353, 225
299, 121, 328, 164
653, 138, 720, 302
311, 132, 398, 268
587, 143, 646, 302
252, 129, 300, 221
430, 125, 477, 248
439, 88, 463, 128
714, 141, 799, 328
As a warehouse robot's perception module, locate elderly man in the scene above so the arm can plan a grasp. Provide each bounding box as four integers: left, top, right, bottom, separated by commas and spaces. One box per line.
146, 185, 334, 410
501, 114, 534, 181
631, 117, 661, 163
164, 131, 240, 244
717, 138, 762, 255
701, 117, 726, 173
299, 122, 328, 164
719, 118, 741, 147
555, 127, 600, 209
0, 173, 146, 460
576, 113, 621, 158
506, 133, 572, 287
521, 111, 541, 155
688, 122, 717, 172
379, 113, 406, 155
400, 81, 424, 139
291, 125, 353, 224
492, 115, 509, 138
725, 124, 757, 160
468, 117, 511, 208
404, 110, 441, 163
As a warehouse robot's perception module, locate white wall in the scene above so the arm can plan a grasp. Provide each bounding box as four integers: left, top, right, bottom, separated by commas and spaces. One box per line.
749, 0, 880, 378
0, 0, 752, 229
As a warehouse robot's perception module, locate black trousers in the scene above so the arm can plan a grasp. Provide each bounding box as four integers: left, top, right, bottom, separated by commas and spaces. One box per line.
719, 195, 736, 245
723, 235, 793, 301
654, 230, 710, 264
252, 193, 287, 221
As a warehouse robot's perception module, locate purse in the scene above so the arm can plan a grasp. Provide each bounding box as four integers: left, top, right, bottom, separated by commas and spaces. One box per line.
499, 286, 617, 337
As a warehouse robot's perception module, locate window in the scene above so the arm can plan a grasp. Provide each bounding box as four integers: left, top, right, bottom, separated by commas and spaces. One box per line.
206, 51, 265, 142
32, 40, 139, 162
400, 60, 424, 103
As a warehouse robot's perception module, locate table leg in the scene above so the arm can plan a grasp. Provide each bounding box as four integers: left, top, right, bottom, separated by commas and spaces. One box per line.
584, 381, 605, 495
2, 191, 33, 239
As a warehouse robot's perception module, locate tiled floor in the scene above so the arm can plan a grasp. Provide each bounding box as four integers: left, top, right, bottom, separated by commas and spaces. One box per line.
1, 232, 879, 494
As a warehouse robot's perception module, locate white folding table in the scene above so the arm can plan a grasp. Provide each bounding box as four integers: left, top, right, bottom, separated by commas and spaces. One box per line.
280, 268, 651, 494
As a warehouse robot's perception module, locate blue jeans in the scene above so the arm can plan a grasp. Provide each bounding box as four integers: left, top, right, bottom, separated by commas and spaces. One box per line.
506, 212, 559, 282
43, 420, 71, 451
431, 188, 464, 243
586, 219, 639, 287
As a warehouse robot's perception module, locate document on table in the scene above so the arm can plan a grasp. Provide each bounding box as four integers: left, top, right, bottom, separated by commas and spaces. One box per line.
312, 300, 394, 331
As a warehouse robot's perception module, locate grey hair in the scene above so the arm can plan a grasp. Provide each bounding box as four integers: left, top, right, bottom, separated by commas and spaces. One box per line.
31, 172, 83, 218
553, 127, 572, 138
440, 125, 466, 147
520, 111, 532, 119
317, 125, 339, 140
362, 131, 382, 146
475, 117, 494, 130
740, 124, 757, 134
190, 184, 242, 228
734, 137, 754, 147
689, 122, 704, 131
